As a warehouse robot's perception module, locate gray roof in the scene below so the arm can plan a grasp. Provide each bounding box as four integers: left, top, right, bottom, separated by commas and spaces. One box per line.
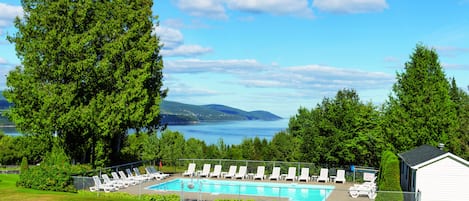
398, 144, 447, 167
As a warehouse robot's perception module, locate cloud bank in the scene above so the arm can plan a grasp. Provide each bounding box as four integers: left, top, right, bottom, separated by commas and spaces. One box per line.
313, 0, 388, 13
173, 0, 313, 18
153, 26, 212, 57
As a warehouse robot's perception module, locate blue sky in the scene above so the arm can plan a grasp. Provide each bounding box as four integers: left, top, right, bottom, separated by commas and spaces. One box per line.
1, 0, 469, 118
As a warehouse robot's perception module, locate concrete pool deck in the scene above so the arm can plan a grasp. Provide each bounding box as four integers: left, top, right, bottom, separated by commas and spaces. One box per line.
118, 175, 374, 201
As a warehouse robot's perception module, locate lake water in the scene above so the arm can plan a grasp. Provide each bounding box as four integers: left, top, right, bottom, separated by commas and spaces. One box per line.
166, 118, 289, 145
0, 118, 289, 145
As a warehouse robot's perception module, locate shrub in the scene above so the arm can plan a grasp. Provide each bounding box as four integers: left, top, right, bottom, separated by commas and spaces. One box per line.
20, 156, 28, 173
16, 146, 76, 192
375, 150, 403, 201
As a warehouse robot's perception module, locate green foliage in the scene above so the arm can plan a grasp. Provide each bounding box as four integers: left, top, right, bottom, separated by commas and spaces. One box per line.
375, 151, 403, 201
383, 44, 457, 153
448, 80, 469, 160
17, 146, 76, 192
87, 193, 180, 201
158, 130, 185, 166
0, 133, 21, 165
184, 138, 205, 159
6, 0, 166, 167
20, 157, 28, 173
288, 89, 384, 166
2, 174, 179, 201
268, 131, 301, 162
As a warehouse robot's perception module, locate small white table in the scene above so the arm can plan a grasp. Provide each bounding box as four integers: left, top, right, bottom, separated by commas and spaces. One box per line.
311, 175, 318, 182
280, 174, 287, 180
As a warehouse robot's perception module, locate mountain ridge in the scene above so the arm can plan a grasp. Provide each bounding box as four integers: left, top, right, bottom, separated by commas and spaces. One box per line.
160, 100, 282, 124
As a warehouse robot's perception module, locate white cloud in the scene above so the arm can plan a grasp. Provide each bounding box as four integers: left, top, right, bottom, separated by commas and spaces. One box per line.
153, 26, 184, 49
173, 0, 313, 18
313, 0, 388, 14
0, 57, 7, 65
175, 0, 227, 19
165, 82, 221, 97
0, 3, 23, 32
236, 64, 394, 92
240, 79, 288, 88
164, 59, 265, 73
442, 63, 469, 70
227, 0, 313, 17
161, 45, 212, 57
153, 26, 212, 57
433, 46, 469, 57
165, 57, 394, 92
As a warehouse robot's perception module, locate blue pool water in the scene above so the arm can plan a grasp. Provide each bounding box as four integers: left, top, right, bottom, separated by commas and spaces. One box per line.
146, 178, 334, 201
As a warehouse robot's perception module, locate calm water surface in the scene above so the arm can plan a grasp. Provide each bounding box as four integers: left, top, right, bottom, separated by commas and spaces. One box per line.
167, 118, 288, 144
1, 119, 289, 145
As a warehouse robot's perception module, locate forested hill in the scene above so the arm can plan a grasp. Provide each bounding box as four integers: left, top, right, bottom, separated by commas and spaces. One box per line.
160, 101, 282, 124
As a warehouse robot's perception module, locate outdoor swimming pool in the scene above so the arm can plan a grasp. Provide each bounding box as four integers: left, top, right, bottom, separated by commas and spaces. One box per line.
146, 178, 335, 201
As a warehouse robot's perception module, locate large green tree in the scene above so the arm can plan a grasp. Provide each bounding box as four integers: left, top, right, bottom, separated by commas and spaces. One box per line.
289, 89, 383, 166
383, 44, 457, 153
448, 80, 469, 159
5, 0, 166, 166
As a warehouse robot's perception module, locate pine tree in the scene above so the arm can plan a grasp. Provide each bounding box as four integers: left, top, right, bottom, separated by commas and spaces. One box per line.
5, 0, 166, 166
383, 44, 457, 152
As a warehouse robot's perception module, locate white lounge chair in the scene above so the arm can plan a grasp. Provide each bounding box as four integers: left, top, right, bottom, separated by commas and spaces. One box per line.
111, 171, 136, 186
235, 166, 247, 179
183, 163, 196, 177
210, 165, 222, 178
335, 169, 346, 183
118, 170, 141, 184
102, 174, 125, 189
285, 167, 297, 181
133, 167, 153, 180
144, 167, 165, 180
224, 165, 237, 179
349, 180, 377, 199
253, 166, 265, 180
89, 175, 116, 192
298, 168, 310, 182
269, 167, 281, 180
149, 166, 170, 179
199, 164, 211, 177
129, 168, 150, 181
317, 168, 329, 182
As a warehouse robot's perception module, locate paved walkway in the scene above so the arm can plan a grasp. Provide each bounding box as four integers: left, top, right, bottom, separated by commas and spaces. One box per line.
119, 175, 374, 201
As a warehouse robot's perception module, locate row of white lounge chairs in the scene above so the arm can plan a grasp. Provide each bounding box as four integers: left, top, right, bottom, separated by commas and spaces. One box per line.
90, 166, 170, 193
182, 163, 347, 183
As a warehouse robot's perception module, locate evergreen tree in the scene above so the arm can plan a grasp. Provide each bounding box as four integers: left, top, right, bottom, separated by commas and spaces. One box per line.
448, 80, 469, 159
5, 0, 166, 166
383, 44, 457, 153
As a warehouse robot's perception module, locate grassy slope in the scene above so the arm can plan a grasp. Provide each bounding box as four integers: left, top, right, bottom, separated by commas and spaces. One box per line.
0, 174, 150, 201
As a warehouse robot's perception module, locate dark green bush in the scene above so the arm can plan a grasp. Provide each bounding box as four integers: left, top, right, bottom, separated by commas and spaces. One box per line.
375, 150, 403, 201
20, 156, 28, 173
16, 146, 76, 192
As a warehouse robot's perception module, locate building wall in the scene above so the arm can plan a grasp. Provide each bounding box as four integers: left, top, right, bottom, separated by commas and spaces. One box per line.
416, 157, 469, 201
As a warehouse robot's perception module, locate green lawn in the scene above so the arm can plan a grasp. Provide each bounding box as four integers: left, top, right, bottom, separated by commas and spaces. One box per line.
0, 174, 178, 201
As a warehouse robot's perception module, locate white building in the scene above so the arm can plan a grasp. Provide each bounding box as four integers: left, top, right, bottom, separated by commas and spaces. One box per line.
398, 145, 469, 201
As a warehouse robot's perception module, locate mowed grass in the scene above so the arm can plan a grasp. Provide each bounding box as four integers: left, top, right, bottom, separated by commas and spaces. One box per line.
0, 174, 175, 201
